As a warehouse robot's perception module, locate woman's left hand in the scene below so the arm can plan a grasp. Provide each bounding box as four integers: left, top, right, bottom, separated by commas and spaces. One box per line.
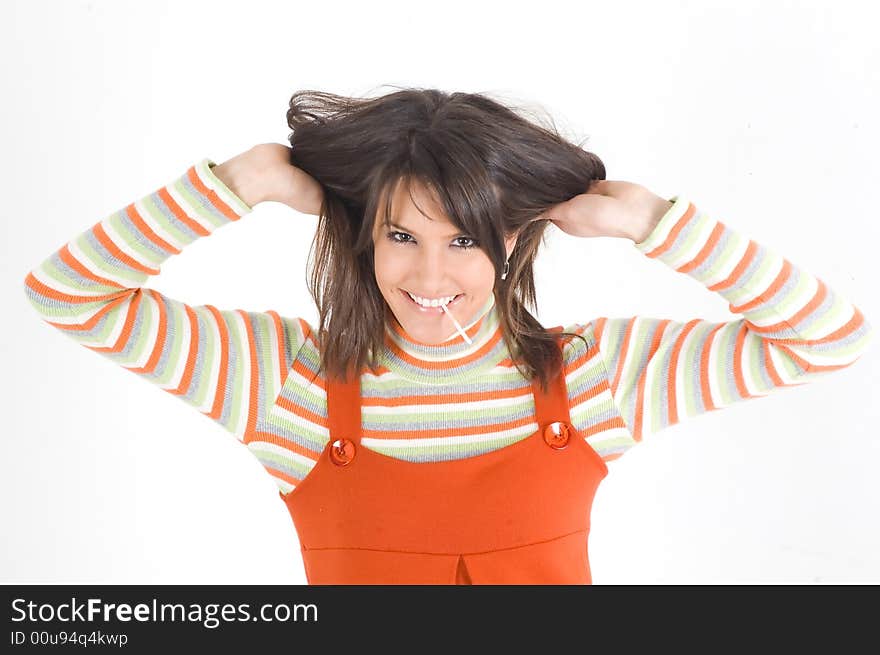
535, 180, 673, 242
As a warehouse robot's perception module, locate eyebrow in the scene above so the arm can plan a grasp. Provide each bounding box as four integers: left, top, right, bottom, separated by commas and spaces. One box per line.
387, 221, 467, 239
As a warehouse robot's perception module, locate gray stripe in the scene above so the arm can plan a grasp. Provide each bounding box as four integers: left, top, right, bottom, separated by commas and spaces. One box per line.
179, 171, 232, 224
83, 230, 130, 273
146, 190, 202, 242
114, 207, 169, 261
49, 251, 110, 293
690, 226, 734, 279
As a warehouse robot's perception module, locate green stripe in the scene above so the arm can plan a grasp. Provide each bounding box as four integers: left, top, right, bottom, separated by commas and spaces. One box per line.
73, 223, 146, 286
365, 396, 533, 427
681, 323, 702, 420
156, 298, 186, 386
222, 309, 246, 434
190, 306, 217, 408
107, 211, 162, 267
171, 175, 229, 231
141, 192, 194, 246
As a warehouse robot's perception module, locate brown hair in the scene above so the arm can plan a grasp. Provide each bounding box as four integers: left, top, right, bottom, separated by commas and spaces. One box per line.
286, 85, 606, 394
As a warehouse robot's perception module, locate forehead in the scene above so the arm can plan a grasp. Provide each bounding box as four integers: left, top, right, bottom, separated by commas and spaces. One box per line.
377, 177, 457, 232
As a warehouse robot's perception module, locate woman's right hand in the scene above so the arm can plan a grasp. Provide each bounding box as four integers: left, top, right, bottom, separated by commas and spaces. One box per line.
249, 142, 325, 215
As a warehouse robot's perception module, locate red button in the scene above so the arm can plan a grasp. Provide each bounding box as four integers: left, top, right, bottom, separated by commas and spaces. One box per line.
543, 421, 570, 449
329, 438, 356, 466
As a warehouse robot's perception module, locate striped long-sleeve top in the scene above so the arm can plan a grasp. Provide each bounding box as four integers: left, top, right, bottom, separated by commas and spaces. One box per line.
23, 158, 874, 496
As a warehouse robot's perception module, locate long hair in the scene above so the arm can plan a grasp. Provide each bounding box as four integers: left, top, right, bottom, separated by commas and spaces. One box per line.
286, 85, 606, 394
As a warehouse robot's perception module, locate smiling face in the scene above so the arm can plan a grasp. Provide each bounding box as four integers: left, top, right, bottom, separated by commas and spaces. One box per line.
371, 178, 517, 345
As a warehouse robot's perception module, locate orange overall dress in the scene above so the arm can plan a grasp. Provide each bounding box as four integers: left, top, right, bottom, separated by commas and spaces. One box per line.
278, 327, 609, 584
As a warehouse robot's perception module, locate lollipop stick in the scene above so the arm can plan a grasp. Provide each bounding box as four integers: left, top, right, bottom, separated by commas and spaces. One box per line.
441, 301, 473, 345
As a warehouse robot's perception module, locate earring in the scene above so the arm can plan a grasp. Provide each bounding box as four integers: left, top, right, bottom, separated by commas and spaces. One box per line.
501, 259, 510, 280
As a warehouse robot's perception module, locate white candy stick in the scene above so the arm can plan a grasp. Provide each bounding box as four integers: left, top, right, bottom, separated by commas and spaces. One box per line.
441, 301, 473, 345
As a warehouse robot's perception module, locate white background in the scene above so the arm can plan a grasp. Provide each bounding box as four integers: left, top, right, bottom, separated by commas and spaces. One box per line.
2, 0, 878, 584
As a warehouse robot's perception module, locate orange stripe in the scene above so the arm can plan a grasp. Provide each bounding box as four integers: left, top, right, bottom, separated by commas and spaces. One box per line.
126, 289, 166, 375
276, 377, 557, 440
761, 342, 809, 385
93, 223, 159, 275
91, 290, 143, 353
740, 275, 828, 337
170, 304, 200, 396
278, 378, 537, 420
274, 390, 328, 427
729, 258, 791, 314
593, 317, 607, 348
566, 339, 602, 371
287, 358, 327, 393
156, 186, 211, 237
678, 221, 724, 274
125, 202, 181, 255
667, 319, 701, 427
24, 270, 125, 306
205, 305, 229, 421
709, 239, 758, 293
187, 165, 246, 222
239, 310, 260, 439
364, 363, 395, 376
747, 296, 866, 347
642, 201, 696, 259
53, 294, 130, 333
569, 378, 613, 408
826, 305, 868, 343
773, 343, 817, 374
578, 415, 628, 438
786, 277, 828, 332
247, 432, 327, 463
384, 328, 504, 370
365, 383, 532, 408
776, 355, 852, 374
58, 243, 127, 290
763, 339, 785, 386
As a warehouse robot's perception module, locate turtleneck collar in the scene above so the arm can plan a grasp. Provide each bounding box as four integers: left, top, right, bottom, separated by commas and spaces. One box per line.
378, 293, 510, 385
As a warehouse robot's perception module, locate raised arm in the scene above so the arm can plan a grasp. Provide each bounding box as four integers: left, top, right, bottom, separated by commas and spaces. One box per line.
22, 147, 315, 443
556, 186, 873, 462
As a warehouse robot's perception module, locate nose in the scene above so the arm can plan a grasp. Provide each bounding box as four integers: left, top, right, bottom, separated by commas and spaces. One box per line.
414, 247, 455, 292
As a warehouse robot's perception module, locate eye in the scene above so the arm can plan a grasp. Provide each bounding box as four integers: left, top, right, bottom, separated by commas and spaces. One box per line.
386, 231, 414, 245
453, 236, 479, 249
385, 231, 479, 249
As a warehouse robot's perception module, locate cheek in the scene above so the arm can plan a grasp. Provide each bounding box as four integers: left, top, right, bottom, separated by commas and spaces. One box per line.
372, 248, 407, 284
461, 259, 494, 289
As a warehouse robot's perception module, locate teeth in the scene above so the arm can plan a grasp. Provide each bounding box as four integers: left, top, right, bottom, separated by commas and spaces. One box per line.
407, 291, 456, 307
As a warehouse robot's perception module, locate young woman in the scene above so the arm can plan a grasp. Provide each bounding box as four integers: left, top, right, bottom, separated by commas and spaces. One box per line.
23, 88, 873, 584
